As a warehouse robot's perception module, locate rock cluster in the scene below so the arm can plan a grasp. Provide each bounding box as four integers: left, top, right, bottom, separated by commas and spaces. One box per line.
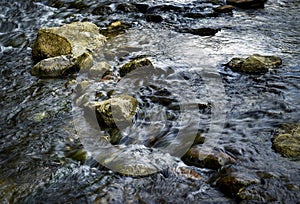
31, 22, 106, 77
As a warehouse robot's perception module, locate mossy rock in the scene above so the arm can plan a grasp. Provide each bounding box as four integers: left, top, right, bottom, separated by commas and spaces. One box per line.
272, 124, 300, 158
119, 58, 154, 77
227, 54, 282, 74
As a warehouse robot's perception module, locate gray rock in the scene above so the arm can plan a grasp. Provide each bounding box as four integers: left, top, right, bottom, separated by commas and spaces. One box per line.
30, 55, 74, 77
227, 54, 282, 74
88, 61, 111, 78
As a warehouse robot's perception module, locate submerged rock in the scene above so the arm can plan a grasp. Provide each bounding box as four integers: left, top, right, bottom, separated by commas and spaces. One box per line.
92, 3, 113, 15
99, 21, 132, 38
213, 5, 234, 13
183, 13, 205, 19
182, 145, 235, 170
89, 94, 138, 128
31, 22, 106, 77
272, 124, 300, 158
146, 14, 164, 23
227, 0, 268, 9
116, 3, 138, 13
226, 54, 282, 74
119, 58, 154, 77
180, 27, 221, 36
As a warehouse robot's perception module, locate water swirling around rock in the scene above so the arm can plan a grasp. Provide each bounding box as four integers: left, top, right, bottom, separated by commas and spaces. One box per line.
0, 0, 300, 203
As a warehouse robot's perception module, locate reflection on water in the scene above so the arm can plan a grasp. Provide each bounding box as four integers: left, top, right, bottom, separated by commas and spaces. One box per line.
0, 0, 299, 203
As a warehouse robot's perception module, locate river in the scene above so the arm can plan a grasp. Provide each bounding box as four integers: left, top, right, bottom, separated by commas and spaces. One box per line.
0, 0, 299, 203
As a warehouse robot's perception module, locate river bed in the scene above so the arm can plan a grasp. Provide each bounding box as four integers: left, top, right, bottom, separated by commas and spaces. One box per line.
0, 0, 299, 203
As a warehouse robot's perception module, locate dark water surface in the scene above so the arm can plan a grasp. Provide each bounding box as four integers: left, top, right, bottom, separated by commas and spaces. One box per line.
1, 0, 299, 203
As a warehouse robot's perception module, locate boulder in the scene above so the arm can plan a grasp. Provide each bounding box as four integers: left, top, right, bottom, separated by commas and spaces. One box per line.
31, 22, 106, 77
182, 145, 235, 170
88, 61, 111, 78
227, 0, 268, 9
226, 54, 282, 74
88, 94, 138, 128
32, 22, 106, 60
272, 124, 300, 158
30, 55, 74, 77
119, 58, 154, 77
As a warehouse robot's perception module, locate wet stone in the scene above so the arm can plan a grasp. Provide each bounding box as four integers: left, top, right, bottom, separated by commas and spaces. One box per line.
92, 4, 113, 15
99, 21, 132, 38
133, 3, 150, 13
181, 27, 221, 36
91, 94, 138, 128
31, 22, 106, 77
68, 1, 88, 11
146, 14, 164, 23
226, 54, 282, 74
116, 3, 138, 13
213, 5, 234, 13
119, 58, 154, 77
216, 171, 260, 197
88, 61, 111, 79
272, 124, 300, 158
182, 145, 235, 170
30, 55, 74, 78
227, 0, 268, 9
147, 4, 184, 13
183, 13, 205, 18
32, 22, 106, 60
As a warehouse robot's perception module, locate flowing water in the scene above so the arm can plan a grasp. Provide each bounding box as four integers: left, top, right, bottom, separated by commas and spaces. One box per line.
1, 0, 300, 203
